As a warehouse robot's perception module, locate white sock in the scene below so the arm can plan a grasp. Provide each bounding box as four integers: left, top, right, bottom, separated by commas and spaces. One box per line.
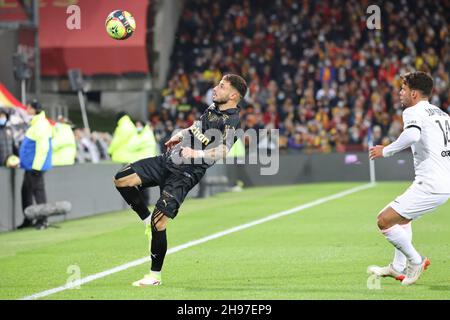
382, 224, 421, 265
392, 223, 412, 271
143, 216, 152, 225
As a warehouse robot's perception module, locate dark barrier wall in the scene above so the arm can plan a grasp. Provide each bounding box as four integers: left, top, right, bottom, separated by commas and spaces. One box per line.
1, 163, 128, 232
0, 152, 414, 232
231, 151, 414, 186
0, 169, 15, 231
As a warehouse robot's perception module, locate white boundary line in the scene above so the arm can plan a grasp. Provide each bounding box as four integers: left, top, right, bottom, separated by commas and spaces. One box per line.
20, 183, 375, 300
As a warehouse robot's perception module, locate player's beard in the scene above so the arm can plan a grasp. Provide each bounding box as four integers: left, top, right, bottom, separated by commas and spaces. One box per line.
400, 96, 412, 108
213, 96, 229, 106
401, 97, 412, 108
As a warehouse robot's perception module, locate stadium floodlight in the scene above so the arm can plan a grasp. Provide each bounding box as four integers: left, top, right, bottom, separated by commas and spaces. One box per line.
68, 69, 91, 133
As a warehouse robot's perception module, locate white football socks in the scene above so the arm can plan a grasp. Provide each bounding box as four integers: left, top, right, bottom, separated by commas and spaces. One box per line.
382, 224, 422, 265
392, 223, 412, 272
143, 216, 152, 225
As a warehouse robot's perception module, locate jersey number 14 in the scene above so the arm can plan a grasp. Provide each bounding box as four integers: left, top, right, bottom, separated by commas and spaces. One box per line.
436, 120, 450, 147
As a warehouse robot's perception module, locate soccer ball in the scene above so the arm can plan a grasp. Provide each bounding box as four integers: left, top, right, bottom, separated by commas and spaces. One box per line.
105, 10, 136, 40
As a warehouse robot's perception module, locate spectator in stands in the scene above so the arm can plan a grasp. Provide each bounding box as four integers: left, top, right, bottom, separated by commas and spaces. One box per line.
18, 100, 52, 229
91, 131, 112, 161
0, 109, 15, 167
75, 128, 100, 163
52, 115, 76, 166
156, 0, 449, 154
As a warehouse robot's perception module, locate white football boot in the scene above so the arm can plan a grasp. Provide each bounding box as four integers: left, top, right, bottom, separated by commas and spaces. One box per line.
132, 272, 162, 287
367, 263, 406, 281
401, 257, 430, 286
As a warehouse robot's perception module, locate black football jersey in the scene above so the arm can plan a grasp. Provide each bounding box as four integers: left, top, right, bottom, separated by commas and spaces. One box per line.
166, 103, 241, 178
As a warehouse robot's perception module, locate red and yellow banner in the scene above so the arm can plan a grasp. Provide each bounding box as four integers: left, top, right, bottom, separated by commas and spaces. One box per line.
0, 83, 27, 110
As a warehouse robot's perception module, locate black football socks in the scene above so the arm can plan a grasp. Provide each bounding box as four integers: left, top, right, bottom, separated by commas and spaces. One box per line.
150, 229, 167, 272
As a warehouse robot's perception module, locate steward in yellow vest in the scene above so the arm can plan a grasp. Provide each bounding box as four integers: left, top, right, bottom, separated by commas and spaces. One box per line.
52, 117, 76, 166
108, 112, 137, 163
129, 121, 158, 161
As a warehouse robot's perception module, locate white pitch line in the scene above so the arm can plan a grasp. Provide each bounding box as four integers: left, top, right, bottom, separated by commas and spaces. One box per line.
20, 182, 375, 300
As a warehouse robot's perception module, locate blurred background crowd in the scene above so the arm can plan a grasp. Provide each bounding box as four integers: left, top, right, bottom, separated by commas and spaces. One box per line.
1, 0, 449, 168
155, 0, 449, 154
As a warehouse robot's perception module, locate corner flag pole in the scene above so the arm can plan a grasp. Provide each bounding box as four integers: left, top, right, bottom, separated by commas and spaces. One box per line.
368, 127, 376, 184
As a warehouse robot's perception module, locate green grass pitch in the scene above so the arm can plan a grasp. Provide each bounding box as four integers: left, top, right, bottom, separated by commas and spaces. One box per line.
1, 182, 449, 300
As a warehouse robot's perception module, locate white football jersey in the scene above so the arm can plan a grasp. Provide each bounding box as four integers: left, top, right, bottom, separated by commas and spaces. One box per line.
402, 100, 450, 193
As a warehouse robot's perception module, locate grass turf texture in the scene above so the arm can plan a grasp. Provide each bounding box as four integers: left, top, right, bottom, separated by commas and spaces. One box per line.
1, 182, 449, 300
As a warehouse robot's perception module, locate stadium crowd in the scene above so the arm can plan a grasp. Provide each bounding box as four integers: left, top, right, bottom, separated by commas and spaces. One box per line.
155, 0, 450, 154
1, 0, 449, 165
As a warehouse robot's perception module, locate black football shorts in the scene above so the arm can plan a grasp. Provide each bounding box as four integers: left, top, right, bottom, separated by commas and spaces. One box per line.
130, 155, 199, 219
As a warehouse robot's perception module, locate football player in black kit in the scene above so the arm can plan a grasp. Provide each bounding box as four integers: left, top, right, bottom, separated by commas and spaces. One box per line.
114, 74, 247, 286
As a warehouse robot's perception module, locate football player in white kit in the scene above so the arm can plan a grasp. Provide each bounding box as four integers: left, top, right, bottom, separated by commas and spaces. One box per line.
368, 71, 450, 285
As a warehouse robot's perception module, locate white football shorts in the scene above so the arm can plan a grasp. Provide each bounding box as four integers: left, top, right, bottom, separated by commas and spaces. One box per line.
390, 182, 450, 220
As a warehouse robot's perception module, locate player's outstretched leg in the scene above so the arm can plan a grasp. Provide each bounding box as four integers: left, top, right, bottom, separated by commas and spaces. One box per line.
133, 208, 169, 287
392, 223, 412, 274
370, 207, 428, 285
368, 222, 414, 281
114, 165, 152, 223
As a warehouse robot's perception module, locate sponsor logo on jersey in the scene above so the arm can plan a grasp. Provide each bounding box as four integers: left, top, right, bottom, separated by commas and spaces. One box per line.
441, 150, 450, 157
190, 125, 210, 146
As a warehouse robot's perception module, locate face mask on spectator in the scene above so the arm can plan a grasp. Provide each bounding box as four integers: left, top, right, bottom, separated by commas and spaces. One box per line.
137, 126, 143, 133
0, 117, 7, 126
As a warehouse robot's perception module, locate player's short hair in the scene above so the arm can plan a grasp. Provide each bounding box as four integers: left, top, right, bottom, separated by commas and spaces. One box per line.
401, 71, 434, 97
223, 74, 248, 101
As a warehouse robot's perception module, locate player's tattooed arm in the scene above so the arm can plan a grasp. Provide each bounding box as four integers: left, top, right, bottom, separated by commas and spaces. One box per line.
201, 144, 228, 161
180, 144, 228, 161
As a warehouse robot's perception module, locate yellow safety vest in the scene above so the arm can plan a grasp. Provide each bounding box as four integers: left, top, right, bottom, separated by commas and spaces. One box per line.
52, 123, 76, 166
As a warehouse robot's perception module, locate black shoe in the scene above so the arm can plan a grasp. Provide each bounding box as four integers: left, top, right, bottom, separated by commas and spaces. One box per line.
17, 218, 34, 229
35, 217, 49, 230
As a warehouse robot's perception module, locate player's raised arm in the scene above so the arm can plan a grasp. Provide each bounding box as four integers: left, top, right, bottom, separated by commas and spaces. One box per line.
370, 100, 423, 160
369, 128, 421, 160
180, 144, 228, 160
205, 143, 229, 160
